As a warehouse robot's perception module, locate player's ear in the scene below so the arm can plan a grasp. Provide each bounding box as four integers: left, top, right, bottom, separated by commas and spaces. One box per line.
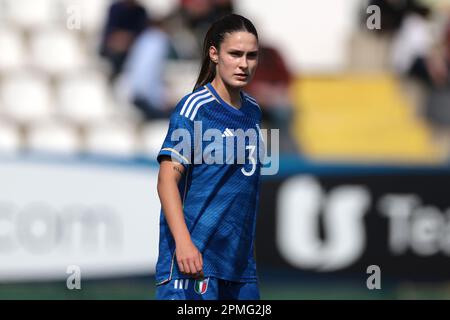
209, 46, 219, 64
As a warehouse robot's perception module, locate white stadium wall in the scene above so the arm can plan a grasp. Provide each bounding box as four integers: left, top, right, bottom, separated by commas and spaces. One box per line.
235, 0, 363, 74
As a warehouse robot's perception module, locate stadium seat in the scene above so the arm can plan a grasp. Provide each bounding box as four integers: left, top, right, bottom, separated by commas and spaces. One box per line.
140, 0, 178, 19
57, 73, 111, 124
26, 120, 81, 154
30, 28, 86, 75
140, 120, 170, 159
348, 31, 391, 72
2, 0, 53, 28
0, 27, 26, 72
84, 121, 138, 157
3, 0, 58, 29
0, 72, 53, 123
164, 60, 199, 106
292, 74, 443, 163
0, 121, 21, 154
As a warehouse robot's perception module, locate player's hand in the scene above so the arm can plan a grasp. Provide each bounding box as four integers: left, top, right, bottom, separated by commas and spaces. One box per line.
175, 240, 204, 279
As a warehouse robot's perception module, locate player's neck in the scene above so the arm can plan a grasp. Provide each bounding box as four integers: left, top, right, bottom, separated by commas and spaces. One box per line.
211, 78, 241, 109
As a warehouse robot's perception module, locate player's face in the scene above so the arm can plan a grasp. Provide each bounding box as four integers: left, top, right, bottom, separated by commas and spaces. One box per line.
210, 31, 259, 89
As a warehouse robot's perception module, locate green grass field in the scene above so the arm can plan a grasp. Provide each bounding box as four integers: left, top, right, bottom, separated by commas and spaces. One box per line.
1, 276, 449, 300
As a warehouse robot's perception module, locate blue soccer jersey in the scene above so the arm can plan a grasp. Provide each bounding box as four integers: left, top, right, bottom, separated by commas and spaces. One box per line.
155, 82, 264, 285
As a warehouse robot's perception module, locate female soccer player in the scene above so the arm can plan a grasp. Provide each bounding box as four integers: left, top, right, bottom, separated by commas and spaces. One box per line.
155, 13, 263, 300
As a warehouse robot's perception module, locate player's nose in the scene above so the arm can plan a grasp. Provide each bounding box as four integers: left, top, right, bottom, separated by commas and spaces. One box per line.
239, 56, 249, 69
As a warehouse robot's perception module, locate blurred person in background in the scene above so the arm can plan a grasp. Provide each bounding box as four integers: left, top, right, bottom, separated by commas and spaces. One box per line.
367, 0, 417, 35
162, 0, 235, 59
352, 0, 419, 72
389, 2, 450, 149
424, 21, 450, 132
392, 3, 450, 131
99, 0, 149, 81
211, 0, 235, 21
390, 3, 445, 88
120, 18, 175, 120
162, 0, 215, 60
245, 44, 298, 154
444, 22, 450, 79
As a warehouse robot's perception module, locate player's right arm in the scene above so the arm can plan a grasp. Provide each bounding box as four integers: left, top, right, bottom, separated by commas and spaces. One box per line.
157, 156, 204, 279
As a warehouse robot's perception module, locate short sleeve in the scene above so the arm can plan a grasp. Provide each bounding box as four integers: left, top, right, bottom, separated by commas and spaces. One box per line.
157, 98, 194, 169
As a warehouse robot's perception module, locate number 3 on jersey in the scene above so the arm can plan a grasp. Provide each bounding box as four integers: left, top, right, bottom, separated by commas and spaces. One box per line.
241, 145, 256, 176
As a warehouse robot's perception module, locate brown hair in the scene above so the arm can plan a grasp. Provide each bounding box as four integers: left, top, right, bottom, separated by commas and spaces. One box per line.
193, 14, 258, 91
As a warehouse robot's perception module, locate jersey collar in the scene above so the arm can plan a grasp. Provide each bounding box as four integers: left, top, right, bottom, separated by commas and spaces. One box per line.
205, 82, 246, 116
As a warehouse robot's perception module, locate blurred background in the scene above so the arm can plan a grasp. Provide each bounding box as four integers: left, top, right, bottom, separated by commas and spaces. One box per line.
1, 0, 450, 299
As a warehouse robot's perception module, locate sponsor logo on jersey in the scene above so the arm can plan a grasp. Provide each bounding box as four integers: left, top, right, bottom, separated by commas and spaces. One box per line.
221, 128, 234, 137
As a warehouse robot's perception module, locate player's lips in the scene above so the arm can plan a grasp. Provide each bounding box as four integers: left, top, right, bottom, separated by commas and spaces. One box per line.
235, 73, 248, 79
